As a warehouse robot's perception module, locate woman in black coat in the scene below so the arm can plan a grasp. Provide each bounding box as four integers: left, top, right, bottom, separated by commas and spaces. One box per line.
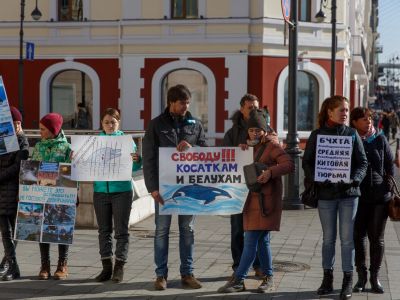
0, 107, 29, 281
350, 107, 393, 294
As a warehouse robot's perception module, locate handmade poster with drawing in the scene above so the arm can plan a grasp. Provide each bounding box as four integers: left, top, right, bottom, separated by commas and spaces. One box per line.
0, 76, 19, 155
159, 147, 253, 215
70, 135, 133, 181
15, 161, 77, 245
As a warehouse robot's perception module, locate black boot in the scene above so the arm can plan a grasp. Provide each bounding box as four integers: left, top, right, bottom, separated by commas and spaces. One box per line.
317, 269, 333, 295
2, 257, 20, 281
353, 266, 367, 292
111, 259, 125, 283
95, 258, 113, 282
340, 272, 353, 299
0, 257, 9, 277
370, 272, 384, 294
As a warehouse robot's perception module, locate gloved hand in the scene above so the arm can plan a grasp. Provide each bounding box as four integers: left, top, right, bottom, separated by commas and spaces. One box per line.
317, 179, 332, 188
337, 179, 359, 190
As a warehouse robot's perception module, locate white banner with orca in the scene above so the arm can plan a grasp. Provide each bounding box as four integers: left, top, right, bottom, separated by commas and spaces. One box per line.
70, 135, 133, 181
314, 134, 353, 183
159, 147, 253, 215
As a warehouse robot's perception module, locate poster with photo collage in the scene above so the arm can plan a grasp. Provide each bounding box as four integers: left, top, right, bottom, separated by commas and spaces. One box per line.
15, 161, 78, 245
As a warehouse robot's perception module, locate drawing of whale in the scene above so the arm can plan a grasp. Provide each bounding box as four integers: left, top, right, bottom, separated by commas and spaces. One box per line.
82, 147, 122, 164
169, 184, 231, 205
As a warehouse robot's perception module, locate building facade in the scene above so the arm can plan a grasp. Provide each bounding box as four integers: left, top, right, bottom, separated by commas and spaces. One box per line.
0, 0, 375, 140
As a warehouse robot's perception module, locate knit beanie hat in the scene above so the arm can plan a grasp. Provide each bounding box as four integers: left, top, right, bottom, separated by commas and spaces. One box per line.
247, 109, 268, 131
40, 113, 63, 136
10, 106, 22, 122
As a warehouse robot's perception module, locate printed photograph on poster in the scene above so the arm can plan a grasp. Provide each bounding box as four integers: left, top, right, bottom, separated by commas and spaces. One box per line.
0, 121, 14, 138
19, 160, 40, 185
159, 147, 253, 215
14, 202, 44, 242
44, 204, 75, 225
70, 135, 134, 181
58, 164, 76, 188
0, 84, 7, 106
15, 160, 78, 245
42, 224, 74, 244
37, 162, 59, 186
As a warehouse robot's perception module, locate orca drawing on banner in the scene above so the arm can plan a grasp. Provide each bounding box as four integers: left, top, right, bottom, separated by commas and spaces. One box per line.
167, 184, 232, 205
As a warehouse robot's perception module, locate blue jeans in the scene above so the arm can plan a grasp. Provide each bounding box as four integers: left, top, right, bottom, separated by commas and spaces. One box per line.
154, 203, 195, 277
230, 213, 260, 271
318, 197, 358, 272
235, 230, 273, 280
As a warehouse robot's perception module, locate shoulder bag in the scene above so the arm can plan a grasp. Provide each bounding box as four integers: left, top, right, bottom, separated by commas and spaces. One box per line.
243, 144, 268, 193
387, 175, 400, 221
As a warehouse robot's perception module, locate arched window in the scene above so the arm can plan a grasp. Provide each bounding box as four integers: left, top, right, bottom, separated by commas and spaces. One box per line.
162, 69, 208, 132
50, 70, 93, 129
284, 71, 319, 131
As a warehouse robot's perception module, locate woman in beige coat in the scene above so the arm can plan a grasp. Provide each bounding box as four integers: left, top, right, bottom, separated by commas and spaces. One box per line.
218, 109, 294, 294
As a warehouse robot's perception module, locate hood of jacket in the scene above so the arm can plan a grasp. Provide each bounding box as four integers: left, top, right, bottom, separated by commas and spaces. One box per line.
38, 130, 69, 147
230, 110, 247, 128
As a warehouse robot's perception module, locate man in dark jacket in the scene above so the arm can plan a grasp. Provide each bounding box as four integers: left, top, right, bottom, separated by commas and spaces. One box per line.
223, 93, 265, 277
0, 106, 29, 281
143, 84, 207, 291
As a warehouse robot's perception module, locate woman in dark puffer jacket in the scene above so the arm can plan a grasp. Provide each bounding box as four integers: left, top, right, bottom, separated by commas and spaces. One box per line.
0, 107, 29, 281
350, 107, 394, 294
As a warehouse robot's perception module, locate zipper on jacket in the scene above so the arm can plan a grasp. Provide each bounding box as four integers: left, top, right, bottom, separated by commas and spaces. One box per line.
107, 182, 109, 193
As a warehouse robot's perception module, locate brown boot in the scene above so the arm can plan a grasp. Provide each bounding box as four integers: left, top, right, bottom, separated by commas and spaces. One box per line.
181, 274, 202, 289
54, 259, 68, 280
154, 276, 167, 290
38, 260, 51, 280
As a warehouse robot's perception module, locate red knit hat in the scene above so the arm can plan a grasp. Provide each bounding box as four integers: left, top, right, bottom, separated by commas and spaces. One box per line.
40, 113, 63, 136
10, 106, 22, 122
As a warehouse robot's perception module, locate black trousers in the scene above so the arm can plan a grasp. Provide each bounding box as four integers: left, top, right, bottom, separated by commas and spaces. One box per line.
93, 191, 133, 262
39, 243, 69, 262
0, 214, 17, 259
230, 213, 260, 271
354, 201, 388, 273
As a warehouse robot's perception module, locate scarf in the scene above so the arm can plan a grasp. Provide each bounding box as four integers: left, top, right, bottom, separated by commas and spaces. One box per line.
359, 125, 376, 141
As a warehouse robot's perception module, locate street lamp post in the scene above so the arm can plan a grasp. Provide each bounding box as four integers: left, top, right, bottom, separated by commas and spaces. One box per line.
284, 0, 303, 210
316, 0, 337, 96
18, 0, 42, 117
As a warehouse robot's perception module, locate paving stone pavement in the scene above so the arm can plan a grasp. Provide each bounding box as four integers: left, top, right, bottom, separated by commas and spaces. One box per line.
2, 141, 400, 299
1, 208, 400, 300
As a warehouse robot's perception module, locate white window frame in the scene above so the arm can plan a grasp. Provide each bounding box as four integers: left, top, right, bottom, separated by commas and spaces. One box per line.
151, 59, 216, 139
164, 0, 206, 18
276, 60, 330, 139
40, 61, 100, 129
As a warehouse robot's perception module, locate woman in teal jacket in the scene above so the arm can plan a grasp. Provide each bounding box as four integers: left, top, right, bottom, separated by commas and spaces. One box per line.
31, 113, 71, 280
94, 108, 141, 283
